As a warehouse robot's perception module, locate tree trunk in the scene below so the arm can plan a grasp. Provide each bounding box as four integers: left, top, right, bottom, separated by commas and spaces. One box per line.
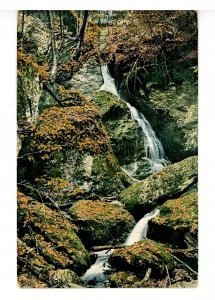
47, 11, 59, 83
72, 10, 89, 60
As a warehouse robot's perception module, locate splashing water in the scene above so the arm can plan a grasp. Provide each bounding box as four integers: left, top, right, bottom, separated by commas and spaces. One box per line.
81, 249, 113, 288
99, 64, 119, 96
99, 64, 170, 175
81, 208, 159, 287
124, 209, 160, 246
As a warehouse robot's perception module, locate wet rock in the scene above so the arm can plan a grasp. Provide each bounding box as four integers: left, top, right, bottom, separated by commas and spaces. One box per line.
17, 192, 90, 274
140, 82, 198, 162
148, 192, 198, 248
109, 239, 174, 279
69, 200, 135, 247
92, 91, 148, 179
119, 156, 198, 217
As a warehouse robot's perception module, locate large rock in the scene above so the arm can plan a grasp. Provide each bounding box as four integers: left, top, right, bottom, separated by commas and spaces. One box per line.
119, 156, 198, 217
62, 58, 103, 95
92, 91, 148, 179
109, 240, 174, 279
140, 82, 198, 162
17, 192, 90, 275
148, 191, 198, 247
18, 103, 131, 204
69, 200, 135, 247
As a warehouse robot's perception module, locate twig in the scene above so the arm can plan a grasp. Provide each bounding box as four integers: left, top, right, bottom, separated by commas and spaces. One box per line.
143, 268, 152, 281
171, 254, 198, 275
165, 265, 171, 287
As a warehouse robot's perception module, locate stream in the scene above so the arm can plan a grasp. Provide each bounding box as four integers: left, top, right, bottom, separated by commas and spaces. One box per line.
82, 209, 160, 288
81, 65, 169, 288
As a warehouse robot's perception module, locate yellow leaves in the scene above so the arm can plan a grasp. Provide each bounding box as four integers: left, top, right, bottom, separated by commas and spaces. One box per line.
27, 155, 34, 162
41, 153, 49, 160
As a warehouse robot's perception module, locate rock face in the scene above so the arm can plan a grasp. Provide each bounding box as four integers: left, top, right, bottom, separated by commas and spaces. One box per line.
92, 91, 147, 179
17, 12, 50, 56
69, 200, 135, 247
63, 58, 103, 95
109, 240, 174, 279
17, 192, 90, 275
148, 191, 198, 247
139, 82, 198, 162
119, 156, 198, 217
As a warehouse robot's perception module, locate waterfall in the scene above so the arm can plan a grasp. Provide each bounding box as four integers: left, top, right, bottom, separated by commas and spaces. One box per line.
99, 64, 170, 175
99, 64, 119, 97
82, 208, 159, 287
81, 249, 113, 287
126, 103, 170, 173
124, 209, 160, 246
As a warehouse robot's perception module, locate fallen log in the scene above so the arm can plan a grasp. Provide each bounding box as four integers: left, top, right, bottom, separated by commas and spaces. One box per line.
91, 245, 125, 251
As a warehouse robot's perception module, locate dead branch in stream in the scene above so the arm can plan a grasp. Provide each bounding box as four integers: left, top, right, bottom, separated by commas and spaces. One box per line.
91, 245, 125, 251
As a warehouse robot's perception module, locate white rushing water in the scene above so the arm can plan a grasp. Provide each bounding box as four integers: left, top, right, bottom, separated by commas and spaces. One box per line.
99, 64, 170, 175
82, 249, 113, 287
124, 209, 160, 246
81, 208, 160, 287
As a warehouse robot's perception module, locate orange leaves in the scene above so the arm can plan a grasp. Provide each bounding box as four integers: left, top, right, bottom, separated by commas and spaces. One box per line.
28, 104, 109, 158
17, 48, 50, 81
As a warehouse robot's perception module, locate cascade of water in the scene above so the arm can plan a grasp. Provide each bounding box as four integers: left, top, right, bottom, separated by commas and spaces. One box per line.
98, 64, 170, 175
81, 249, 113, 287
126, 102, 170, 173
124, 209, 160, 246
81, 208, 160, 287
99, 64, 119, 97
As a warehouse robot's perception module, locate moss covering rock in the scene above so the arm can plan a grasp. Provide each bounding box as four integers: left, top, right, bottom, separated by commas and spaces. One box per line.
148, 192, 198, 247
48, 269, 83, 288
69, 200, 135, 247
119, 156, 198, 217
17, 192, 90, 274
18, 102, 132, 204
92, 91, 147, 179
109, 239, 174, 279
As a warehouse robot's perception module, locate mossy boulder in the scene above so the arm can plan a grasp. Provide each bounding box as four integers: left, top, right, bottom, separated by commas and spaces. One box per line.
109, 239, 174, 278
17, 192, 90, 275
148, 192, 198, 247
68, 200, 135, 247
48, 269, 83, 288
119, 156, 198, 217
18, 103, 132, 204
108, 271, 139, 288
108, 271, 169, 288
92, 91, 147, 179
